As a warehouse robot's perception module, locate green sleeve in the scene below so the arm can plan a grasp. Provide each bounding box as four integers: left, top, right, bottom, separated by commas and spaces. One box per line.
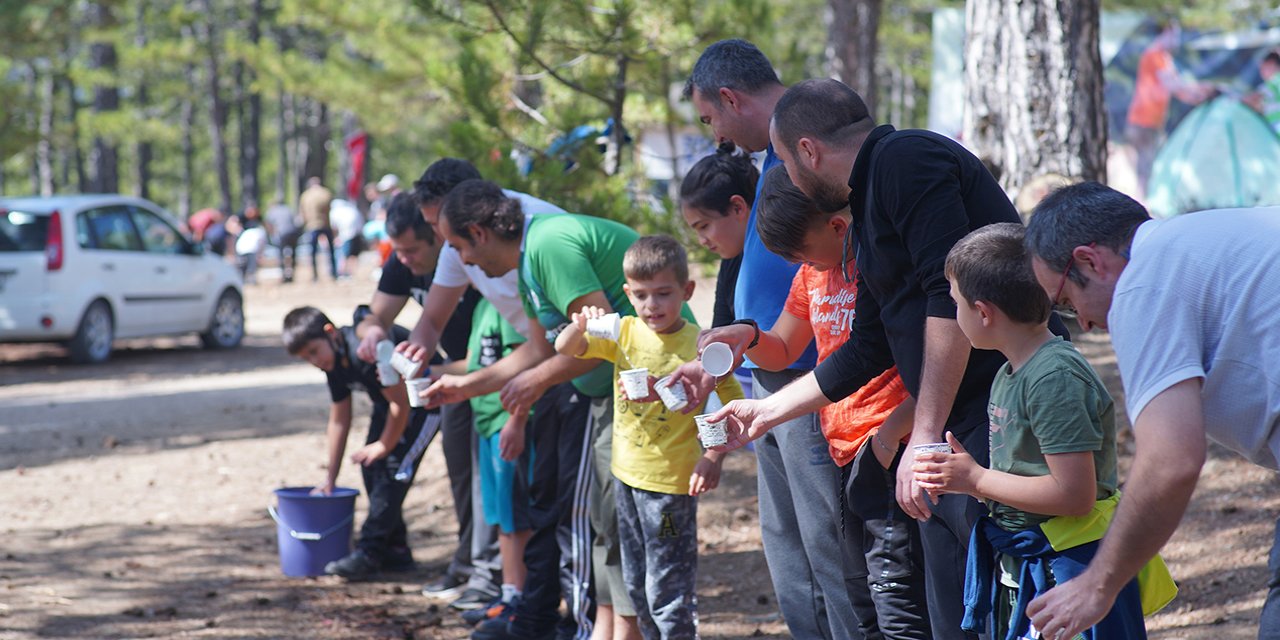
527, 231, 604, 315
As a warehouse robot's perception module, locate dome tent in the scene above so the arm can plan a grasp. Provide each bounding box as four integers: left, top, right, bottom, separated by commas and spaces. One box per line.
1147, 96, 1280, 218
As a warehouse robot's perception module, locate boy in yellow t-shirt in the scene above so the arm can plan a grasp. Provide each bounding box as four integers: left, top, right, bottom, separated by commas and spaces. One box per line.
556, 235, 742, 638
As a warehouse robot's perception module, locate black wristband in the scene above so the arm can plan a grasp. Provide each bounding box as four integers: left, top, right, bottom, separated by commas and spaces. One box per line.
731, 319, 760, 349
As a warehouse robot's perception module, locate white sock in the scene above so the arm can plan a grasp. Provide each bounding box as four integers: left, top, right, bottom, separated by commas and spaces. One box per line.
501, 583, 521, 603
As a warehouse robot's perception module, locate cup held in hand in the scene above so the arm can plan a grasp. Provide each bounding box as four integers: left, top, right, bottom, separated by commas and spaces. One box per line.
389, 350, 423, 380
695, 413, 728, 448
655, 375, 688, 412
377, 362, 401, 386
405, 377, 432, 408
586, 313, 622, 340
912, 442, 952, 459
619, 368, 650, 400
700, 342, 734, 377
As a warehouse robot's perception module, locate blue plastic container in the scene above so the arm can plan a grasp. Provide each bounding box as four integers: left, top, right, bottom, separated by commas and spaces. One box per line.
269, 486, 359, 577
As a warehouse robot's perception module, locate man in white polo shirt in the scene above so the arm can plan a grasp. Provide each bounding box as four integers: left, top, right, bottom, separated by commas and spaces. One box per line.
1021, 181, 1280, 640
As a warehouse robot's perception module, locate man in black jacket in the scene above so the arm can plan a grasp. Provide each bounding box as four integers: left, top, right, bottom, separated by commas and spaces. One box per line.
710, 78, 1042, 640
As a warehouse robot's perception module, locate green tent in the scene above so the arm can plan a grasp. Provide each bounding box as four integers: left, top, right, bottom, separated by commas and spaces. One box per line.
1147, 96, 1280, 219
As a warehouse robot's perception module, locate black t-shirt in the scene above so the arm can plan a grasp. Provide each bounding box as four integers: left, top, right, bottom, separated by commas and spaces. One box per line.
712, 255, 742, 328
376, 255, 480, 363
815, 125, 1066, 431
326, 325, 410, 404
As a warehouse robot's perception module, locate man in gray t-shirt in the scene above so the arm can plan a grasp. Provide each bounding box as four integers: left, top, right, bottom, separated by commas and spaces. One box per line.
1022, 181, 1280, 640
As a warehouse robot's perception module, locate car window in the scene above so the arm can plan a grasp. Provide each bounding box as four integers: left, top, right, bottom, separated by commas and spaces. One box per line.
83, 206, 143, 252
0, 210, 48, 252
129, 207, 186, 254
76, 212, 93, 248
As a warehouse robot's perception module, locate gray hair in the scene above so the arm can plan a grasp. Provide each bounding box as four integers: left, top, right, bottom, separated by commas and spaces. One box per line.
682, 39, 781, 102
1024, 182, 1150, 285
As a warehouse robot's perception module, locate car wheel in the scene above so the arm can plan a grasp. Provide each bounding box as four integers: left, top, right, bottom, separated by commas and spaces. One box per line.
68, 300, 114, 364
200, 289, 244, 349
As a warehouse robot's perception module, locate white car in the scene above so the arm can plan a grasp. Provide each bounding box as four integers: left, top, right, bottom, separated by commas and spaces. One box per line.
0, 195, 245, 363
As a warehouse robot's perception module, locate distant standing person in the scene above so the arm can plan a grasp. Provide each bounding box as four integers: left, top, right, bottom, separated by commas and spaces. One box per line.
1125, 20, 1213, 199
266, 199, 302, 283
299, 177, 337, 281
1245, 50, 1280, 135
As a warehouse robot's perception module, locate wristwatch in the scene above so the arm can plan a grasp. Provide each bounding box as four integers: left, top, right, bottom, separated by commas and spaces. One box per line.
730, 319, 760, 349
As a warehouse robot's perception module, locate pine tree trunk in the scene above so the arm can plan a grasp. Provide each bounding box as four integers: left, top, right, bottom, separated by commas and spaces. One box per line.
826, 0, 882, 115
37, 64, 55, 196
963, 0, 1107, 202
179, 60, 197, 221
64, 75, 87, 193
134, 0, 152, 200
86, 1, 119, 194
276, 85, 290, 204
297, 99, 329, 193
195, 0, 233, 214
237, 0, 263, 209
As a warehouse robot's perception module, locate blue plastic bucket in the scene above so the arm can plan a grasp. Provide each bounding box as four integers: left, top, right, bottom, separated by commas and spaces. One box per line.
269, 486, 359, 577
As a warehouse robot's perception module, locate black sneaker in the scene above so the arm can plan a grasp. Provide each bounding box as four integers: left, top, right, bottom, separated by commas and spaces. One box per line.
323, 549, 380, 580
471, 616, 555, 640
451, 587, 499, 611
421, 573, 466, 599
461, 596, 515, 626
381, 548, 415, 573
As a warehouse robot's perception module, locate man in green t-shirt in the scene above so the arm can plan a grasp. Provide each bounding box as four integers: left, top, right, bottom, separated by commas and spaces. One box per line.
428, 179, 694, 640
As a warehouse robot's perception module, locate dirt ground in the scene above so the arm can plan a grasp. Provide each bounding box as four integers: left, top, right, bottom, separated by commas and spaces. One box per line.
1, 258, 1276, 639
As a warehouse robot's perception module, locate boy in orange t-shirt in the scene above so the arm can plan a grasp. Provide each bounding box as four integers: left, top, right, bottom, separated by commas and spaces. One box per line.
703, 165, 931, 637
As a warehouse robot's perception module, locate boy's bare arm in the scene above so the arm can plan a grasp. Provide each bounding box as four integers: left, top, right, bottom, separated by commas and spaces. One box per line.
319, 398, 354, 493
352, 382, 412, 466
913, 432, 1098, 518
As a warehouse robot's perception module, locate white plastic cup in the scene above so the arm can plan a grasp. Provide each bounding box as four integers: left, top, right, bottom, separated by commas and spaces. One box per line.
405, 378, 432, 408
586, 313, 622, 340
377, 362, 400, 386
655, 376, 688, 412
700, 342, 734, 377
389, 350, 423, 380
912, 443, 952, 459
619, 368, 650, 400
695, 413, 728, 447
375, 340, 396, 365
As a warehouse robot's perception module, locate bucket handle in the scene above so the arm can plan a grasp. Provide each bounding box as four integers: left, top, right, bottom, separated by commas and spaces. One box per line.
267, 505, 354, 541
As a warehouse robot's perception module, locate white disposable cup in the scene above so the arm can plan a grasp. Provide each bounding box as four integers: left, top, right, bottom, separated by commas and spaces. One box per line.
389, 350, 423, 380
700, 342, 734, 377
586, 313, 622, 340
375, 340, 396, 365
377, 362, 400, 386
405, 378, 432, 408
695, 413, 728, 447
913, 443, 952, 459
619, 368, 650, 400
655, 376, 688, 412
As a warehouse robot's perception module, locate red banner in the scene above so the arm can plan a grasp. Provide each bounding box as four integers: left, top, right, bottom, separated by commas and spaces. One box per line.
345, 131, 368, 200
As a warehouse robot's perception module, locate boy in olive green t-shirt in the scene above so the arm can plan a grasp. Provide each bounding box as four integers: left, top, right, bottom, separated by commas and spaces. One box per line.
913, 223, 1146, 640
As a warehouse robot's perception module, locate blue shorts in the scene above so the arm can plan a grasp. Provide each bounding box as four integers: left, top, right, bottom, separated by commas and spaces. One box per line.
477, 431, 532, 534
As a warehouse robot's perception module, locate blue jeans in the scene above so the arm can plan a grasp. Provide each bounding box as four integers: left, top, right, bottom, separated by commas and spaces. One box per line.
306, 227, 337, 280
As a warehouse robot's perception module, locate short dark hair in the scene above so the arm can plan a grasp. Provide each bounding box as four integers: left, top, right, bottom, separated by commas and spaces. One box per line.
682, 39, 782, 102
1264, 51, 1280, 67
440, 179, 524, 244
623, 234, 689, 284
756, 165, 824, 263
1024, 182, 1150, 286
412, 158, 482, 207
772, 78, 875, 156
678, 143, 759, 214
945, 223, 1050, 325
384, 192, 435, 244
282, 306, 332, 354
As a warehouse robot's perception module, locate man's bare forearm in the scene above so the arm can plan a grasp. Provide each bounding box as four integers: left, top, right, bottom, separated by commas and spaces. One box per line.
912, 317, 971, 441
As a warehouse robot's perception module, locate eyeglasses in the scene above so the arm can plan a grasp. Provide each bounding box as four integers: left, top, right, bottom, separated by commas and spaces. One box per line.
1051, 243, 1094, 317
